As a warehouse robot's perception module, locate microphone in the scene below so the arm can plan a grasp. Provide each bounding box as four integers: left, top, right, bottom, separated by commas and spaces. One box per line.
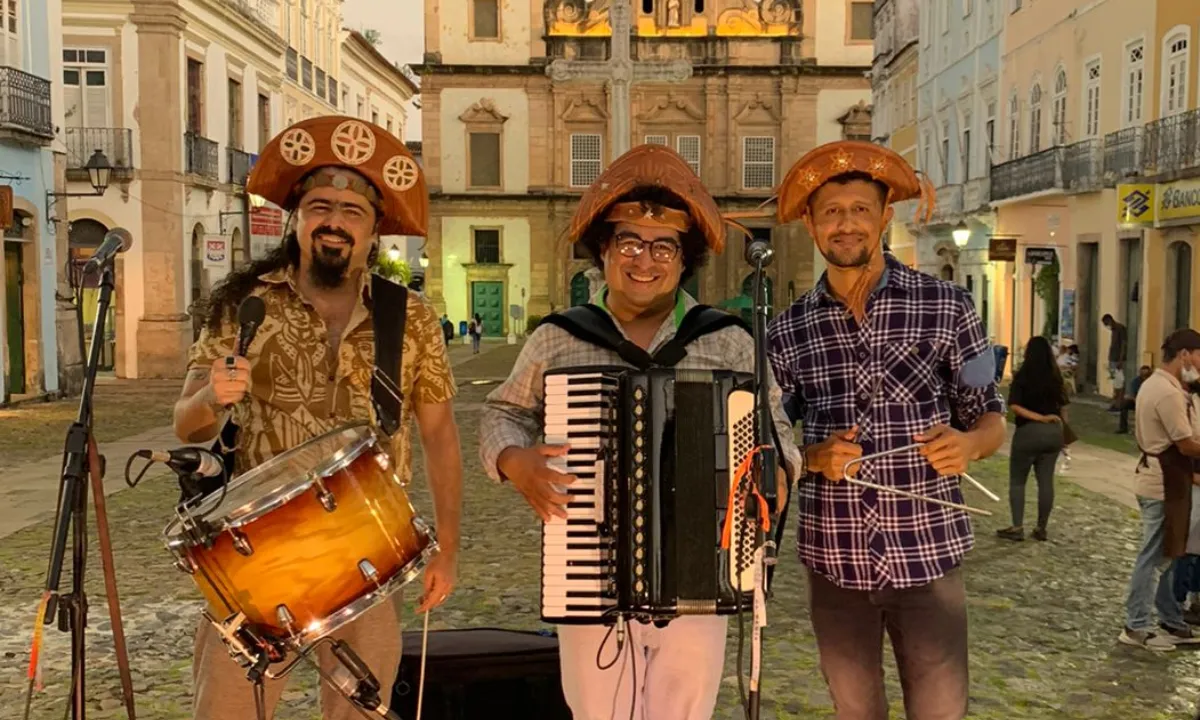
148, 447, 225, 478
235, 296, 266, 356
83, 228, 134, 274
745, 240, 774, 268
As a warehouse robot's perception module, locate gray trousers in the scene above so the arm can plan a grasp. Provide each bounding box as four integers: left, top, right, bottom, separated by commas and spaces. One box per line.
1008, 421, 1064, 528
808, 568, 969, 720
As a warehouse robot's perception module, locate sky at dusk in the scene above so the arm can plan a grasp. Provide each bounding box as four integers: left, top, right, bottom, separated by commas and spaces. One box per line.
341, 0, 426, 140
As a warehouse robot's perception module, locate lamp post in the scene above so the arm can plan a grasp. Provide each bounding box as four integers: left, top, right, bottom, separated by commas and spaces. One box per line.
46, 149, 114, 225
952, 220, 971, 248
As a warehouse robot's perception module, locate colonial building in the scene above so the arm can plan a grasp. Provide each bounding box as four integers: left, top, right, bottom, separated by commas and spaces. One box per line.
992, 0, 1200, 395
419, 0, 873, 337
911, 0, 1007, 349
869, 0, 919, 266
1, 0, 73, 404
61, 0, 419, 380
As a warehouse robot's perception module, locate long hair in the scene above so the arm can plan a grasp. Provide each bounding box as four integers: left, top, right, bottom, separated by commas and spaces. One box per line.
576, 186, 709, 283
201, 233, 298, 331
1014, 336, 1068, 408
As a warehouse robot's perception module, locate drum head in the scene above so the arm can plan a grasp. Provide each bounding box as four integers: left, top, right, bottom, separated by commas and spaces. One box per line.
180, 422, 379, 534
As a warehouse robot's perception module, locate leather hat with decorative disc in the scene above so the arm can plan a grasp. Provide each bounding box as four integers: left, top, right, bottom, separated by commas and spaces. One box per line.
776, 140, 935, 225
247, 116, 427, 236
566, 143, 727, 254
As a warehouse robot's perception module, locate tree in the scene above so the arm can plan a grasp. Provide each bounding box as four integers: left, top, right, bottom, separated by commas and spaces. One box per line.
374, 254, 412, 285
362, 28, 382, 47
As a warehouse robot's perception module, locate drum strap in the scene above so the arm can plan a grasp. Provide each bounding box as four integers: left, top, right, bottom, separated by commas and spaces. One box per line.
371, 274, 409, 437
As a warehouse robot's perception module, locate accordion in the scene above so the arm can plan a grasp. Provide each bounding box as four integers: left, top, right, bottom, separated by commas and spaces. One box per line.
540, 365, 763, 625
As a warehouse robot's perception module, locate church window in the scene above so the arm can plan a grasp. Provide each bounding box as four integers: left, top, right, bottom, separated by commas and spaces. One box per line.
571, 133, 603, 187
469, 132, 502, 188
472, 0, 500, 40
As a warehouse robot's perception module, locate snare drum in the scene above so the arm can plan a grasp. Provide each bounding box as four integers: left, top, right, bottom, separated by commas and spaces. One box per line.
164, 422, 436, 651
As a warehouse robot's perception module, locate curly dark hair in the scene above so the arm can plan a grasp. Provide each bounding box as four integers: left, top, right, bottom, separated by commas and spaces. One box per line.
576, 186, 709, 283
1012, 336, 1069, 409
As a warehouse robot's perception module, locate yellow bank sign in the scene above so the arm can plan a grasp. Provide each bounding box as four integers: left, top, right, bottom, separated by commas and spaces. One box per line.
1118, 179, 1200, 225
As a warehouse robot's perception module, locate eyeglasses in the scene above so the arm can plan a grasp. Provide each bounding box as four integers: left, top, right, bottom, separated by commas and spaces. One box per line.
613, 236, 681, 263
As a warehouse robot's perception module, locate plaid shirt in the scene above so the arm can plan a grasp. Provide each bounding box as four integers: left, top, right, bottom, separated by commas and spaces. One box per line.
479, 290, 803, 484
767, 255, 1004, 591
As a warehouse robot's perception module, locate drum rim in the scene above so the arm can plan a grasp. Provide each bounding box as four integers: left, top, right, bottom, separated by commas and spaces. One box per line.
163, 421, 380, 542
291, 531, 439, 649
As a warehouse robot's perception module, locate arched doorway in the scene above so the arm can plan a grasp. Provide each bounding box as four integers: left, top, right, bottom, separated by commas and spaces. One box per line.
190, 223, 209, 340
570, 271, 590, 307
68, 218, 116, 371
4, 210, 37, 395
1166, 240, 1192, 333
940, 264, 955, 282
230, 227, 245, 270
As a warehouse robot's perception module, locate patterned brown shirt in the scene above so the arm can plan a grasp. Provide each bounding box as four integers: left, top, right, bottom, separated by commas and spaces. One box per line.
187, 266, 456, 479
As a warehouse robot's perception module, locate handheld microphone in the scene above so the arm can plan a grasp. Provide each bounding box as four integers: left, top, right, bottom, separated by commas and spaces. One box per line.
83, 228, 134, 274
149, 447, 225, 478
235, 296, 266, 356
744, 240, 774, 268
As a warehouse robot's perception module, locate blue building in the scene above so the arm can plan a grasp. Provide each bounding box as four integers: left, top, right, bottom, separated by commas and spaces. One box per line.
913, 0, 1004, 339
1, 0, 70, 403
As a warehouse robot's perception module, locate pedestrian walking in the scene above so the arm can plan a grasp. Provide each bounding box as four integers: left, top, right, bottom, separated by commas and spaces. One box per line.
996, 336, 1069, 542
469, 313, 483, 353
1103, 313, 1128, 410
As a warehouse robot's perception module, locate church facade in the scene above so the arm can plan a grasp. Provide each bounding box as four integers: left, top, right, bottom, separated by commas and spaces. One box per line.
418, 0, 873, 336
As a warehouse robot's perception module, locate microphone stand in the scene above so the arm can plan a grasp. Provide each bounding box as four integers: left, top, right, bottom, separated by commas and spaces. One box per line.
26, 260, 136, 720
745, 243, 778, 720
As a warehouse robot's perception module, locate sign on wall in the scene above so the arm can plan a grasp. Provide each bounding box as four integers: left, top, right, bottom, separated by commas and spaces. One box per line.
988, 237, 1017, 262
1118, 179, 1200, 226
1024, 247, 1057, 265
203, 234, 229, 277
249, 205, 285, 260
1060, 289, 1076, 340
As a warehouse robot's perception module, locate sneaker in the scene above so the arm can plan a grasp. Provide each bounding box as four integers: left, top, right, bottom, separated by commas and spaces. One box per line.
1160, 624, 1200, 645
1118, 627, 1175, 651
996, 526, 1024, 541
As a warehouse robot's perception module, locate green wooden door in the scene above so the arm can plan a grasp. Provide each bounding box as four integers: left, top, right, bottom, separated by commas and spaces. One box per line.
471, 281, 504, 337
570, 272, 590, 307
5, 244, 26, 395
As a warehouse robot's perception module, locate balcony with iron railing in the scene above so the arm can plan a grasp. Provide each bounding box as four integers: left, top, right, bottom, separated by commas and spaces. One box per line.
990, 147, 1064, 202
228, 147, 253, 186
65, 128, 134, 180
1063, 139, 1103, 193
1142, 108, 1200, 178
185, 131, 219, 181
1102, 127, 1144, 183
930, 183, 963, 223
963, 176, 991, 213
0, 66, 53, 141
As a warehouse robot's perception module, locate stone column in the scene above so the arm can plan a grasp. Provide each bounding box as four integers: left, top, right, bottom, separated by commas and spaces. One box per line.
132, 2, 191, 379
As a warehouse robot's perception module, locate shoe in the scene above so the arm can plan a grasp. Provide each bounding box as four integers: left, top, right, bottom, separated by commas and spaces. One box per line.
996, 526, 1024, 541
1160, 624, 1200, 645
1032, 527, 1048, 542
1183, 606, 1200, 627
1118, 627, 1175, 651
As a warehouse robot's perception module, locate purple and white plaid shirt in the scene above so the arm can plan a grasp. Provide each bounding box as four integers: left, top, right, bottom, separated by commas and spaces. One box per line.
767, 255, 1004, 591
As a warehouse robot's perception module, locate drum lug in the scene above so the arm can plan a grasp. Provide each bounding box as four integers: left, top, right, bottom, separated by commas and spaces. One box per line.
276, 604, 296, 633
315, 479, 337, 512
230, 529, 253, 556
358, 559, 379, 585
174, 556, 196, 574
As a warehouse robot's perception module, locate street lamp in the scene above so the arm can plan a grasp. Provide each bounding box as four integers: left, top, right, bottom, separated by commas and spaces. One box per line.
419, 251, 430, 268
46, 149, 114, 224
387, 245, 401, 261
952, 220, 971, 248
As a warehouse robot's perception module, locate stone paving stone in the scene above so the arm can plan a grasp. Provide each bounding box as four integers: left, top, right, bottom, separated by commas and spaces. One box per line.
1, 379, 1197, 719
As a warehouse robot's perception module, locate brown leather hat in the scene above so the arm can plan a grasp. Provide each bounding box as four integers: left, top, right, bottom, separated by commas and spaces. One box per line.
566, 144, 728, 253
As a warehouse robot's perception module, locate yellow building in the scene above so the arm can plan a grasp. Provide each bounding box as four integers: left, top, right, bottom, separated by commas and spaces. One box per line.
992, 0, 1199, 394
420, 0, 875, 336
870, 0, 919, 266
279, 0, 340, 124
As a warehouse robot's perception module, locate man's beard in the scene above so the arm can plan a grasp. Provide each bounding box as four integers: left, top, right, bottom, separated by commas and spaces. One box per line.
821, 234, 874, 269
309, 225, 354, 288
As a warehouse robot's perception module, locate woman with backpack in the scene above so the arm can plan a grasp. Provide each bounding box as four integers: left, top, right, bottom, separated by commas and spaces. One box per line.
469, 313, 483, 353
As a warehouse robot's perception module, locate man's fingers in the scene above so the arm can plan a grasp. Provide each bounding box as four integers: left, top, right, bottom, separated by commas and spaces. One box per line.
836, 425, 859, 441
537, 444, 571, 457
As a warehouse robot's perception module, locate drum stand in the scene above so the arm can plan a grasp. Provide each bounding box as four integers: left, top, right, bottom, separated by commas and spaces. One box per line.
25, 262, 136, 720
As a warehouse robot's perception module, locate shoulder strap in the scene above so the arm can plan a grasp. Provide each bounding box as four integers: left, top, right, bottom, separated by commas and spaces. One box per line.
371, 273, 409, 436
539, 305, 656, 370
651, 306, 750, 368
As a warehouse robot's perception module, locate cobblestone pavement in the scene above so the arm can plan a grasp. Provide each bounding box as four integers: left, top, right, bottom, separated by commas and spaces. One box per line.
1, 348, 1198, 719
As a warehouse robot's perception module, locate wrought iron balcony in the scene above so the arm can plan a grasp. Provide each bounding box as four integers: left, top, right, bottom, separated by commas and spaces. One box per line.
931, 183, 963, 222
963, 177, 991, 213
65, 128, 133, 179
185, 132, 219, 181
990, 147, 1064, 202
0, 66, 53, 140
1063, 139, 1103, 193
1102, 127, 1144, 183
1143, 108, 1200, 177
228, 147, 253, 185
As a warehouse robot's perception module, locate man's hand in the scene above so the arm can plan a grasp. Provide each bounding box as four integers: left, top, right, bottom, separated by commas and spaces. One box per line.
415, 548, 457, 614
497, 444, 576, 522
915, 424, 977, 476
804, 426, 863, 482
209, 355, 251, 407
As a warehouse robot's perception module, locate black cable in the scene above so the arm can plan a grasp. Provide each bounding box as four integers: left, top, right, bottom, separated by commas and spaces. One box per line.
123, 450, 154, 489
627, 624, 637, 720
595, 620, 620, 671
254, 680, 266, 720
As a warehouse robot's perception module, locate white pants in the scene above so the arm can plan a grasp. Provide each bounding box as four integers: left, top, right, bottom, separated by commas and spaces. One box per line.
557, 616, 727, 720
